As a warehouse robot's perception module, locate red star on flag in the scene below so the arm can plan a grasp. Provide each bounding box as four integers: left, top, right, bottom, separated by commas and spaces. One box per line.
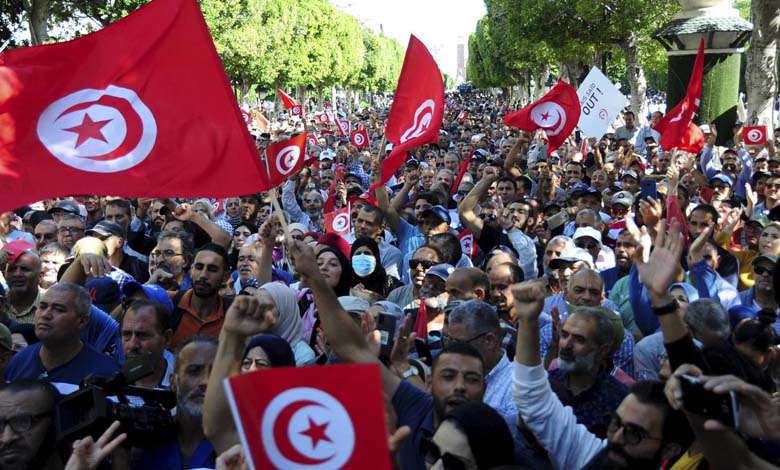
299, 417, 332, 449
540, 111, 550, 121
63, 113, 112, 148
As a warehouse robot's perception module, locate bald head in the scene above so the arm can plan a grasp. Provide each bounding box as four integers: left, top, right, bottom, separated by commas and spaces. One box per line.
445, 267, 490, 302
5, 251, 41, 296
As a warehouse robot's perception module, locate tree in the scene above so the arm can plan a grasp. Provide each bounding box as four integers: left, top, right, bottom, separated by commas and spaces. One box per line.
744, 0, 780, 127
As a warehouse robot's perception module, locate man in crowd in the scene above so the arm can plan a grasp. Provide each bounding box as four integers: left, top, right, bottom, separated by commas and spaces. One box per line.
120, 298, 174, 389
56, 214, 85, 252
5, 246, 44, 324
87, 219, 149, 283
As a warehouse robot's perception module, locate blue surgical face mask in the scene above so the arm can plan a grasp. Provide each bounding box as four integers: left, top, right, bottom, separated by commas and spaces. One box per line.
351, 254, 376, 277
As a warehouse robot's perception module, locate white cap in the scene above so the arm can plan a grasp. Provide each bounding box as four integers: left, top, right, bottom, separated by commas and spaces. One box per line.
548, 247, 595, 270
573, 226, 603, 244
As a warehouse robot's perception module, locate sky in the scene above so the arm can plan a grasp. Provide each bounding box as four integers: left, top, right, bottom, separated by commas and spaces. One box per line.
330, 0, 487, 82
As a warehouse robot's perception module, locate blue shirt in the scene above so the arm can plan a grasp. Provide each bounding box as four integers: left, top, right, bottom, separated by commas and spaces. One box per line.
392, 380, 434, 470
5, 342, 120, 390
82, 305, 123, 364
133, 437, 215, 470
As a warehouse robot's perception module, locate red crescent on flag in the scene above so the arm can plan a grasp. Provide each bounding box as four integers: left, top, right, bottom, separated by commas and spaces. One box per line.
56, 94, 143, 162
272, 399, 333, 465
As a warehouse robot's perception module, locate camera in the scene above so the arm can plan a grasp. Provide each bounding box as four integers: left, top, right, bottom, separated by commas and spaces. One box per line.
56, 356, 177, 448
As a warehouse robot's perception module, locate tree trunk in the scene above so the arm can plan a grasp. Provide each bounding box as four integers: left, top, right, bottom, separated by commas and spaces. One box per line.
745, 0, 780, 127
621, 33, 649, 126
28, 0, 50, 45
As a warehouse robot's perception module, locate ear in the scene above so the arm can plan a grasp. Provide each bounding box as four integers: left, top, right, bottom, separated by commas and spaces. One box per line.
474, 288, 486, 301
425, 374, 432, 394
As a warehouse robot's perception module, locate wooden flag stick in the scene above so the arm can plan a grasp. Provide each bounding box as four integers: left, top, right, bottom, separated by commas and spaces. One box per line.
269, 189, 290, 240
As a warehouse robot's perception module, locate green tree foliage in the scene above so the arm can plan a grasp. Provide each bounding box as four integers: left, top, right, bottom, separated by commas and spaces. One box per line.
0, 0, 403, 96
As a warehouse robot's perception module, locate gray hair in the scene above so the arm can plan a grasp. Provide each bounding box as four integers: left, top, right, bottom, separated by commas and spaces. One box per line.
39, 242, 69, 259
58, 213, 85, 228
157, 230, 194, 258
568, 307, 618, 351
48, 282, 92, 318
685, 299, 730, 340
448, 300, 501, 336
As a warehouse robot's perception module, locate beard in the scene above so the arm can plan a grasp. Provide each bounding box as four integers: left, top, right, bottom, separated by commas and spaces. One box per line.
177, 387, 206, 417
558, 349, 598, 374
582, 444, 663, 470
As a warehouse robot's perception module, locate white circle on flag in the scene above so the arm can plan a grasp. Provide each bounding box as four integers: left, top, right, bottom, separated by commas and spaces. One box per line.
400, 99, 435, 143
276, 146, 301, 175
530, 102, 567, 136
747, 128, 764, 143
352, 132, 365, 147
261, 387, 355, 470
332, 213, 350, 232
37, 85, 157, 173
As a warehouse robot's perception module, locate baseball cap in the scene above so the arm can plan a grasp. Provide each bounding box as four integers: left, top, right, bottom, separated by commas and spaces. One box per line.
570, 183, 598, 199
611, 191, 635, 208
385, 143, 394, 152
47, 200, 80, 215
85, 277, 121, 313
548, 247, 596, 270
425, 264, 456, 282
0, 323, 11, 352
406, 158, 420, 168
621, 170, 639, 181
474, 149, 490, 160
320, 149, 336, 161
710, 174, 733, 186
700, 124, 711, 134
87, 220, 124, 238
122, 280, 175, 314
338, 296, 370, 314
419, 205, 451, 225
573, 226, 603, 244
754, 254, 778, 266
2, 239, 35, 264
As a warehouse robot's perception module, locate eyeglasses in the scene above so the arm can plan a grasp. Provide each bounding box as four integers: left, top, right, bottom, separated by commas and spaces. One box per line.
57, 227, 84, 234
754, 265, 774, 276
607, 412, 662, 446
150, 249, 183, 259
442, 331, 490, 347
766, 183, 780, 190
0, 412, 52, 434
422, 437, 472, 470
479, 213, 497, 221
576, 241, 599, 250
35, 232, 56, 241
723, 164, 737, 171
409, 259, 435, 270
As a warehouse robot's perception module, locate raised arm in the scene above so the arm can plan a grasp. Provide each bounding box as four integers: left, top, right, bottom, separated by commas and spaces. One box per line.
60, 254, 112, 286
252, 216, 278, 286
287, 239, 403, 397
203, 295, 277, 453
172, 203, 231, 249
503, 136, 527, 179
457, 170, 498, 239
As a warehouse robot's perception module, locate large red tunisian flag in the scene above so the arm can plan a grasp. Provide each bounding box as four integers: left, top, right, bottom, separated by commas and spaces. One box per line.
370, 35, 444, 191
654, 38, 704, 151
225, 363, 391, 470
277, 88, 298, 109
264, 132, 308, 188
0, 0, 270, 213
503, 80, 581, 153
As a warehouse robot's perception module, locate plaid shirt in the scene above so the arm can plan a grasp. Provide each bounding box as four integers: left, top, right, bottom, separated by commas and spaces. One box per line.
346, 162, 370, 189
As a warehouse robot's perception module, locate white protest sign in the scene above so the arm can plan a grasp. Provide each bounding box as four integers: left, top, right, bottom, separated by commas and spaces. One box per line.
576, 67, 627, 138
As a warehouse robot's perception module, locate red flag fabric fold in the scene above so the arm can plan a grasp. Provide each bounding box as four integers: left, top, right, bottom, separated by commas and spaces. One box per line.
277, 88, 298, 109
450, 149, 474, 197
414, 300, 429, 341
369, 35, 444, 192
0, 0, 270, 212
654, 39, 704, 151
502, 80, 581, 153
263, 132, 308, 189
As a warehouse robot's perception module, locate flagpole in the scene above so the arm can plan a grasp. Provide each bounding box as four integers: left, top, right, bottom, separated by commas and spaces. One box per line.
0, 39, 10, 54
261, 148, 291, 238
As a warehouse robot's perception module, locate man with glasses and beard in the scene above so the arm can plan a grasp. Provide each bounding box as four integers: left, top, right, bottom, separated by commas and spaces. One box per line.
511, 280, 693, 470
0, 380, 61, 470
147, 231, 194, 291
133, 335, 218, 469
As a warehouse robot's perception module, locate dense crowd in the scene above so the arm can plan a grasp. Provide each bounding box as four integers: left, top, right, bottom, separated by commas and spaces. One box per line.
2, 90, 780, 470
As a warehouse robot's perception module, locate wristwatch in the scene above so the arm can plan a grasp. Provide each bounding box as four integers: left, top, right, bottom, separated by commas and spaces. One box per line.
652, 299, 680, 316
401, 366, 418, 380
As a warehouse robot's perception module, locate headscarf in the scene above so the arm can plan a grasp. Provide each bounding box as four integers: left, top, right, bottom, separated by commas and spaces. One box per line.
261, 282, 303, 345
441, 402, 515, 469
244, 334, 295, 367
316, 247, 354, 297
350, 237, 389, 295
669, 282, 699, 303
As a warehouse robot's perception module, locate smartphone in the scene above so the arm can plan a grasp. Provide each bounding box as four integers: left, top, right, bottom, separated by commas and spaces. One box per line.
679, 374, 739, 428
414, 338, 433, 365
640, 178, 657, 201
376, 312, 397, 358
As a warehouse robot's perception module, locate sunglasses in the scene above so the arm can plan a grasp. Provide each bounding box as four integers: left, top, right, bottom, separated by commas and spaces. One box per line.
766, 183, 780, 190
754, 265, 774, 276
723, 164, 737, 171
409, 259, 435, 270
479, 213, 497, 221
422, 438, 471, 470
576, 241, 599, 250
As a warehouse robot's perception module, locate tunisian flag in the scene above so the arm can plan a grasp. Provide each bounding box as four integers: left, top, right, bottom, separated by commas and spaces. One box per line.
451, 149, 473, 197
0, 0, 270, 213
264, 132, 308, 188
654, 39, 704, 151
225, 364, 391, 470
370, 35, 444, 191
503, 80, 580, 153
350, 128, 369, 148
324, 206, 352, 236
277, 88, 298, 109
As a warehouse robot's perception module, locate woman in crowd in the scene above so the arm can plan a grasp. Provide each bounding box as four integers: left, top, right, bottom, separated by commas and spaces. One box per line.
350, 237, 400, 302
259, 281, 316, 365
